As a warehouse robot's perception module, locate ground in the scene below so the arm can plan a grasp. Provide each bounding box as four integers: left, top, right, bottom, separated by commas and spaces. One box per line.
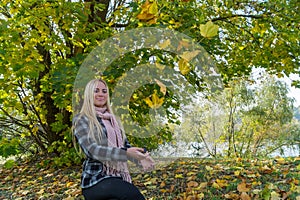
0, 156, 299, 200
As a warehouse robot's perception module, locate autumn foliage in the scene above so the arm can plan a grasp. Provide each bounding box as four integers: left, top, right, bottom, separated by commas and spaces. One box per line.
1, 157, 299, 199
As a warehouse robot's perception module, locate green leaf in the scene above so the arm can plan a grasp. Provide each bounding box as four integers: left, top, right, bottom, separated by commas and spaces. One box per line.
200, 21, 219, 38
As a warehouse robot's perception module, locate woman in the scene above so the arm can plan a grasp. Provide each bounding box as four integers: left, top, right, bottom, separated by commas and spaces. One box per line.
73, 79, 154, 200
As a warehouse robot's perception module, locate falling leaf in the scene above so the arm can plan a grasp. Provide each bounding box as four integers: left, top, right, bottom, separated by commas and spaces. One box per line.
155, 62, 165, 70
181, 50, 200, 61
148, 1, 158, 14
159, 39, 171, 49
178, 58, 191, 75
200, 20, 219, 38
144, 90, 164, 109
136, 0, 158, 24
155, 79, 167, 95
239, 45, 246, 50
274, 157, 285, 164
177, 39, 190, 51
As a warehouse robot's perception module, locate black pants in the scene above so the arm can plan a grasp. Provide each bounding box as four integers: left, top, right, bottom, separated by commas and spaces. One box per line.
82, 177, 145, 200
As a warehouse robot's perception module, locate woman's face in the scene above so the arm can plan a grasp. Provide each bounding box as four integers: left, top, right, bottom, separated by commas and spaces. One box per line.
94, 81, 108, 108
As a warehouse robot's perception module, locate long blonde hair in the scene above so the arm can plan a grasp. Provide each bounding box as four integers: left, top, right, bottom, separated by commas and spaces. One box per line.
72, 79, 126, 155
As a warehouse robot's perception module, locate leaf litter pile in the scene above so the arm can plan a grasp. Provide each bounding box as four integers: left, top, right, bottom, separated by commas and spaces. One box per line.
0, 157, 299, 199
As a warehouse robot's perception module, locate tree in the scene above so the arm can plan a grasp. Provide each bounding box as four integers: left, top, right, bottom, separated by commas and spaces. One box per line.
179, 74, 297, 158
0, 0, 299, 163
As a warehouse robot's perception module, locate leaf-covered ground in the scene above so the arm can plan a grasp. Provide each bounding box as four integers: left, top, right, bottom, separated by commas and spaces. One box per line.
0, 157, 299, 200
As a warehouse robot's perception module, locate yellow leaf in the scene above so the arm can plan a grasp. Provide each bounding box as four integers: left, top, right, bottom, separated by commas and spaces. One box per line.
66, 181, 75, 187
32, 126, 39, 134
136, 0, 158, 23
205, 165, 213, 171
66, 105, 72, 112
200, 21, 219, 38
144, 180, 153, 185
239, 45, 246, 50
216, 179, 228, 188
274, 157, 285, 164
36, 189, 45, 195
149, 1, 158, 15
147, 17, 157, 25
212, 181, 221, 189
181, 50, 200, 61
144, 97, 154, 108
141, 0, 151, 11
155, 62, 165, 70
271, 191, 280, 200
137, 13, 154, 20
197, 193, 205, 199
234, 170, 241, 176
155, 79, 166, 95
160, 181, 166, 188
186, 171, 197, 176
198, 182, 207, 189
240, 192, 251, 200
177, 39, 190, 51
144, 90, 164, 109
178, 58, 190, 75
237, 182, 250, 192
225, 193, 240, 199
175, 174, 184, 179
187, 181, 199, 188
159, 39, 171, 49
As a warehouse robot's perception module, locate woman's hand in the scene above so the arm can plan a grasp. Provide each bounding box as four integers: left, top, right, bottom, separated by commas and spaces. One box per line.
140, 155, 155, 171
126, 147, 147, 160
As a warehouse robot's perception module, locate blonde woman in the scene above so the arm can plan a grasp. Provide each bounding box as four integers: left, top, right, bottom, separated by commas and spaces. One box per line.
73, 79, 154, 200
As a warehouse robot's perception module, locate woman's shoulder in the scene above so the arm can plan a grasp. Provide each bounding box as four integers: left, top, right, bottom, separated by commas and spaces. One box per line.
72, 113, 89, 124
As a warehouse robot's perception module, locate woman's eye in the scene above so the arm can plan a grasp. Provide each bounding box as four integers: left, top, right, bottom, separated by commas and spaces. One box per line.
94, 88, 100, 93
102, 89, 107, 93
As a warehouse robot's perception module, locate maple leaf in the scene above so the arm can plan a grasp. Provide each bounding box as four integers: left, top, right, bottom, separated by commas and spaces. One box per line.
144, 90, 164, 109
181, 50, 201, 61
178, 58, 191, 75
136, 0, 158, 24
237, 181, 250, 192
200, 20, 219, 38
240, 192, 251, 200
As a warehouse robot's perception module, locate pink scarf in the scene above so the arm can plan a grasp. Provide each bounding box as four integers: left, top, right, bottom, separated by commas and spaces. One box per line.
95, 106, 131, 183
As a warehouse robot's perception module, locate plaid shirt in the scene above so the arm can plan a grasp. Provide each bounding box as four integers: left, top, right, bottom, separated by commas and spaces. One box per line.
73, 114, 131, 188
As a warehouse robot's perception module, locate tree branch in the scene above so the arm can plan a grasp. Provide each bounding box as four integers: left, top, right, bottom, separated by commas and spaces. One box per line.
212, 14, 266, 22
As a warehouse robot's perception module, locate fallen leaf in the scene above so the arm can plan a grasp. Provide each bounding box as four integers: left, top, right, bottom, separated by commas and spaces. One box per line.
240, 192, 251, 200
187, 181, 199, 188
237, 182, 250, 192
175, 174, 184, 179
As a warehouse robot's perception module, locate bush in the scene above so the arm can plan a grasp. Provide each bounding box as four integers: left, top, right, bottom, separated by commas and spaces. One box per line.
0, 137, 20, 158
